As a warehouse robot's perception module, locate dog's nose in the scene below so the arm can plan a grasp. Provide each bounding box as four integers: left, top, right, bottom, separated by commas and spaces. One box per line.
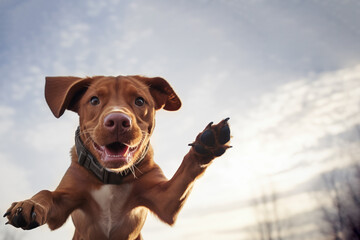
104, 113, 132, 132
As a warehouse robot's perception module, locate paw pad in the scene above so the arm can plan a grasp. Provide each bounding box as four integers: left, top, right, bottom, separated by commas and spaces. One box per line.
200, 128, 216, 147
190, 118, 231, 159
219, 125, 230, 144
11, 208, 27, 228
193, 144, 211, 155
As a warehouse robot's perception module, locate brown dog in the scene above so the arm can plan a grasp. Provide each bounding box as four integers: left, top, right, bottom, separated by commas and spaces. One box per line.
4, 75, 231, 240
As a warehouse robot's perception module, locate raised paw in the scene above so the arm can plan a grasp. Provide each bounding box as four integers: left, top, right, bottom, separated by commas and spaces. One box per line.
189, 118, 231, 162
4, 200, 46, 230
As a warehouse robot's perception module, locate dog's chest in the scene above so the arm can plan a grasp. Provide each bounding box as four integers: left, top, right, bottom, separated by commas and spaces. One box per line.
91, 184, 134, 236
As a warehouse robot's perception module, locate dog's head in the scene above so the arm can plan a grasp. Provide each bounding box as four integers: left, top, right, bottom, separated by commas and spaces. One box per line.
45, 75, 181, 172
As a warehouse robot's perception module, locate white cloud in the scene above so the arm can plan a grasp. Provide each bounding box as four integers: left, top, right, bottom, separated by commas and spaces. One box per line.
23, 115, 78, 153
232, 64, 360, 176
0, 153, 32, 204
0, 153, 33, 238
0, 105, 15, 135
60, 23, 90, 48
8, 65, 46, 101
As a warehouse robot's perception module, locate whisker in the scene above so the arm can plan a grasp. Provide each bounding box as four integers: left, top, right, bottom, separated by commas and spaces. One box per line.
76, 128, 96, 146
133, 164, 143, 175
130, 165, 137, 179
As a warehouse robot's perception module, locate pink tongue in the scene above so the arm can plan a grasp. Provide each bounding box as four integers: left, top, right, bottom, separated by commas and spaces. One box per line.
105, 143, 129, 157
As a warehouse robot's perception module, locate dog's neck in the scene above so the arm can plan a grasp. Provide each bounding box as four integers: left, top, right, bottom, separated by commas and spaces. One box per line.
74, 127, 149, 184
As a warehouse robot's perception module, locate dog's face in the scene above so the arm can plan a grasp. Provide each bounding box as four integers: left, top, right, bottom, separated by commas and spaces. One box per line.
78, 76, 155, 170
45, 75, 181, 172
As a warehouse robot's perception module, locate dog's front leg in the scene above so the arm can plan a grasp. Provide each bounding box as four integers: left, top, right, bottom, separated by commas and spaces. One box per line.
142, 119, 231, 225
4, 167, 84, 230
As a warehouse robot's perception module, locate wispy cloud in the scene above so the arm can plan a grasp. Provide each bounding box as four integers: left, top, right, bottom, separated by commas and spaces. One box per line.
0, 105, 15, 135
59, 23, 90, 48
231, 65, 360, 180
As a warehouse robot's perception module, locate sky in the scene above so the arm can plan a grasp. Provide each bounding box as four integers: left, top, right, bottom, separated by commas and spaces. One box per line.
1, 0, 360, 239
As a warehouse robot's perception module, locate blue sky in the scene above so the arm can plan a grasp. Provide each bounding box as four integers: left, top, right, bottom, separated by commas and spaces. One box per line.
1, 0, 360, 239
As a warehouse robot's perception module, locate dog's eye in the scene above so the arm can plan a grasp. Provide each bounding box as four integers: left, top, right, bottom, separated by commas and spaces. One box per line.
90, 96, 100, 106
135, 97, 145, 106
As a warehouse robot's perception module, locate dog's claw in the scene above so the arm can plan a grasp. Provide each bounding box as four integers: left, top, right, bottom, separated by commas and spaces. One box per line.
5, 221, 9, 225
3, 211, 10, 218
205, 122, 213, 129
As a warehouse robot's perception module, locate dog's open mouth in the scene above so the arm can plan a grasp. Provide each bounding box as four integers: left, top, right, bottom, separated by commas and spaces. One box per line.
92, 140, 141, 168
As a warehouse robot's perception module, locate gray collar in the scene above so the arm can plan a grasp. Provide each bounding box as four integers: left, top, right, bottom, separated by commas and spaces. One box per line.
74, 127, 149, 184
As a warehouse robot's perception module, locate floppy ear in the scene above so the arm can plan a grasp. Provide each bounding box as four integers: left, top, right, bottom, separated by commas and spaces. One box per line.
45, 76, 91, 118
134, 76, 182, 111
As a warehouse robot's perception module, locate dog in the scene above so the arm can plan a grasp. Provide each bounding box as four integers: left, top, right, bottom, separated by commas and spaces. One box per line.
4, 75, 231, 240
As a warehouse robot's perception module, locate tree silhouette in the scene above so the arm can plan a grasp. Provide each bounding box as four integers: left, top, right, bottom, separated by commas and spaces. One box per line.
318, 164, 360, 240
